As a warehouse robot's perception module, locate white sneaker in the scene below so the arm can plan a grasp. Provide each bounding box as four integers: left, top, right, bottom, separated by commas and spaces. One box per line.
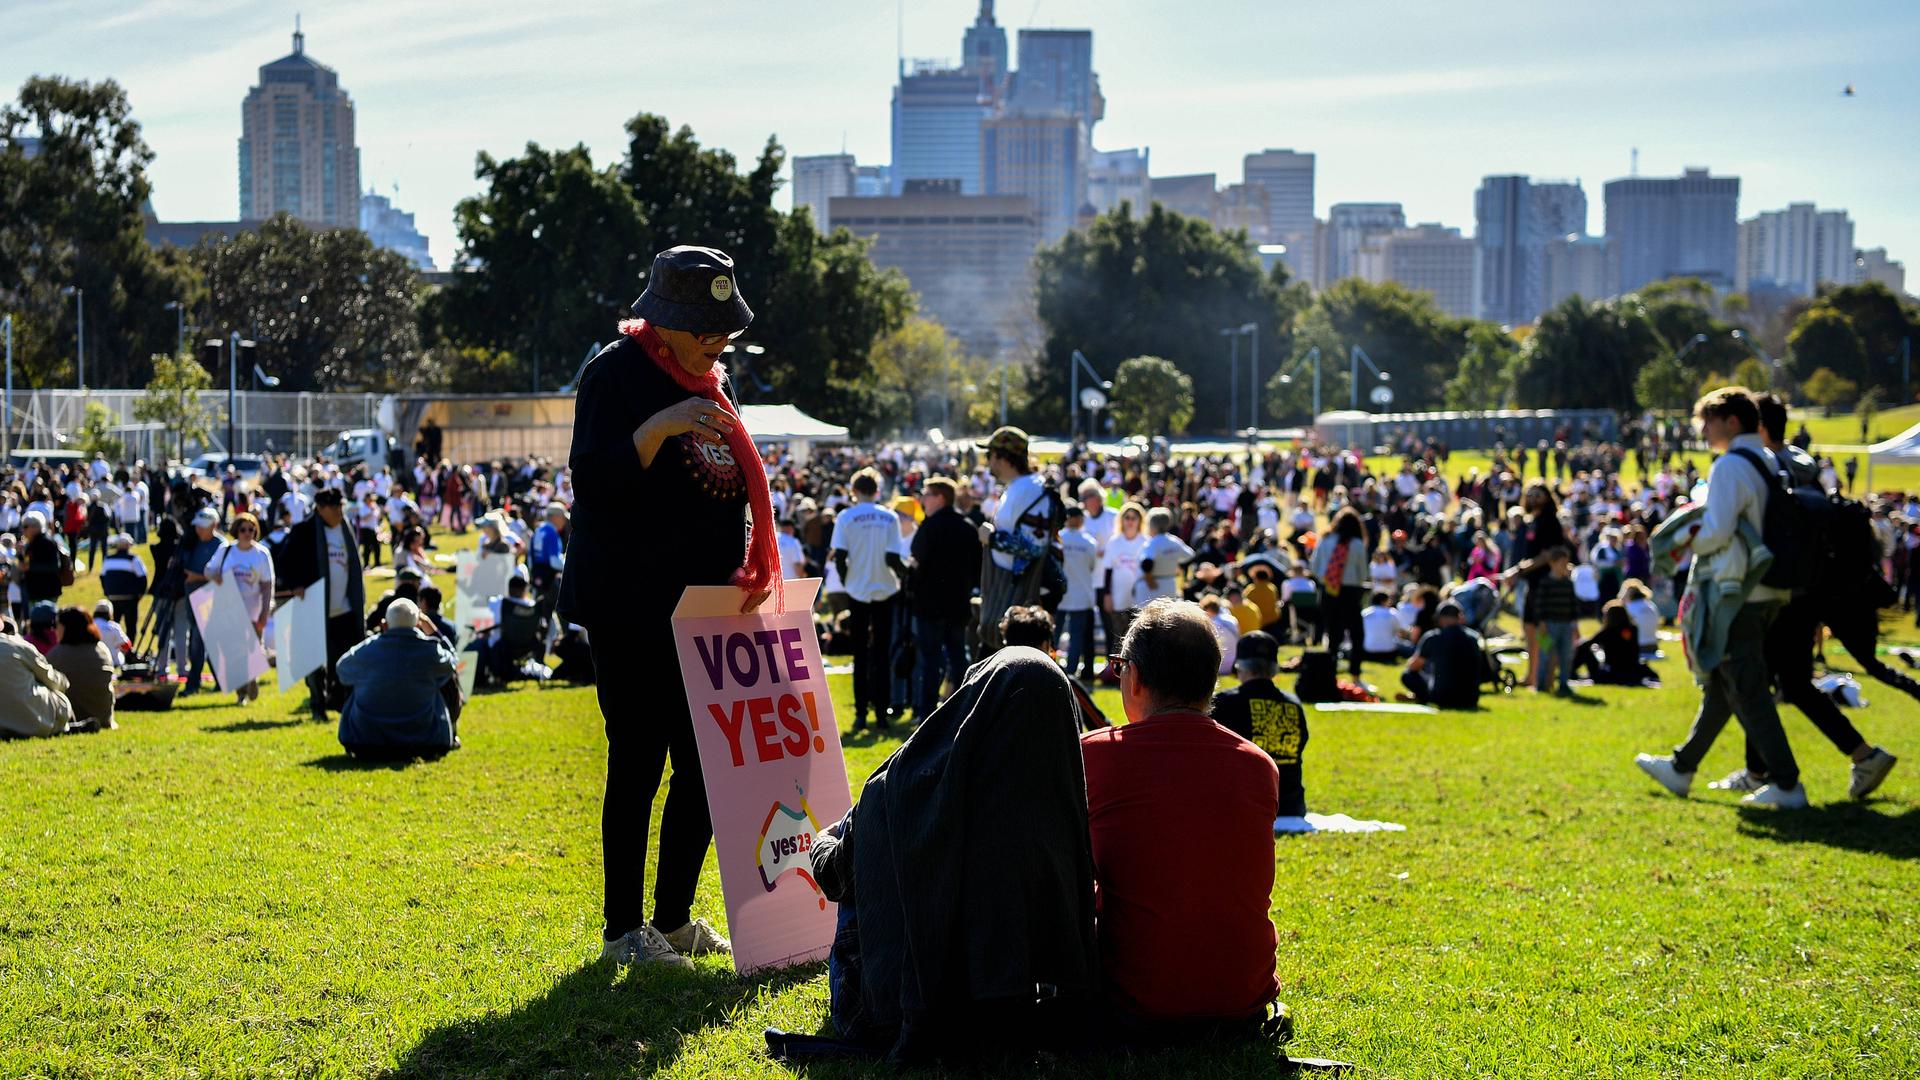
1707, 768, 1765, 792
1741, 783, 1809, 809
1635, 753, 1694, 797
663, 917, 732, 957
600, 924, 692, 969
1849, 748, 1898, 800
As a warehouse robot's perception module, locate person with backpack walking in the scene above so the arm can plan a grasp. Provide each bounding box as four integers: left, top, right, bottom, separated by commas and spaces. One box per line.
1636, 387, 1807, 808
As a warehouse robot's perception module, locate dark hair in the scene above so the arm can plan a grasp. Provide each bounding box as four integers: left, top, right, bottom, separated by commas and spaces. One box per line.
1370, 591, 1391, 606
1118, 597, 1221, 709
1545, 545, 1572, 562
923, 476, 958, 504
508, 576, 530, 597
999, 605, 1055, 651
1694, 385, 1759, 433
1601, 599, 1633, 633
57, 606, 99, 644
1753, 392, 1788, 443
1330, 506, 1364, 542
851, 468, 881, 497
313, 488, 346, 508
418, 584, 443, 612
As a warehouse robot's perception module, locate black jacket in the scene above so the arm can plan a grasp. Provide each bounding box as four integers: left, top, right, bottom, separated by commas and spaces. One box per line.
907, 507, 981, 622
279, 513, 365, 616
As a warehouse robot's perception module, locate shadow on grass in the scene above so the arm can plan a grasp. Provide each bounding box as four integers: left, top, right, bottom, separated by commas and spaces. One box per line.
203, 717, 307, 734
300, 753, 441, 772
1735, 801, 1920, 859
382, 959, 822, 1079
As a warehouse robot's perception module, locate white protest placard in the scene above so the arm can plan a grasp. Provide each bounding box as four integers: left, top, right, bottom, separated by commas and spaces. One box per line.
188, 576, 269, 691
670, 578, 853, 975
273, 588, 329, 693
454, 550, 513, 631
454, 626, 479, 701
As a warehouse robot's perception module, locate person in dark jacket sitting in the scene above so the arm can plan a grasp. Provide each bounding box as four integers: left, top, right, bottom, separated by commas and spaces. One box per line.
1398, 601, 1488, 709
1572, 601, 1657, 685
1209, 631, 1308, 815
335, 599, 460, 760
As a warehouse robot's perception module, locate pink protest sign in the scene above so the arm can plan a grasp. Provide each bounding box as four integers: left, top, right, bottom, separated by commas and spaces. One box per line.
671, 578, 852, 974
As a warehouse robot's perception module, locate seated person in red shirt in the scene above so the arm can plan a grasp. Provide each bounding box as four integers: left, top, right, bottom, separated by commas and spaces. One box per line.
1080, 597, 1281, 1028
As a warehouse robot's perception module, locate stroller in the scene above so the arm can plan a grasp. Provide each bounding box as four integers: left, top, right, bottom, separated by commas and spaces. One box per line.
1450, 578, 1521, 694
117, 599, 182, 711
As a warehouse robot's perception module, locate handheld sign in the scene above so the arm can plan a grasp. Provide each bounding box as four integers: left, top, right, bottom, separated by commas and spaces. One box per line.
189, 576, 269, 692
671, 578, 851, 975
273, 588, 328, 693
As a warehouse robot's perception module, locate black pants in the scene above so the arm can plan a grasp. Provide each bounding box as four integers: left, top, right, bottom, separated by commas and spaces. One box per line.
593, 622, 710, 939
1321, 589, 1364, 676
1746, 598, 1866, 775
306, 612, 365, 712
359, 527, 381, 567
845, 595, 896, 725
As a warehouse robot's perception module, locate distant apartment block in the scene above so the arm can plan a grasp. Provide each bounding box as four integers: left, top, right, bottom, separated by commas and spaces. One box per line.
982, 112, 1086, 245
1543, 234, 1614, 311
1737, 203, 1855, 297
1087, 147, 1149, 217
238, 23, 359, 228
1242, 149, 1315, 243
1358, 224, 1482, 320
1326, 202, 1405, 284
360, 190, 434, 270
891, 64, 992, 195
1476, 176, 1587, 324
1604, 167, 1739, 294
793, 154, 858, 231
1855, 247, 1907, 297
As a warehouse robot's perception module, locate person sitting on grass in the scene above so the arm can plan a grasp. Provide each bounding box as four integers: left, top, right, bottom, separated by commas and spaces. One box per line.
1209, 630, 1309, 816
335, 599, 460, 761
1358, 590, 1407, 665
996, 603, 1108, 729
23, 600, 58, 655
811, 646, 1099, 1060
1571, 601, 1657, 686
1080, 598, 1281, 1031
1398, 601, 1487, 710
0, 614, 71, 738
92, 600, 132, 668
1620, 579, 1661, 653
48, 606, 115, 732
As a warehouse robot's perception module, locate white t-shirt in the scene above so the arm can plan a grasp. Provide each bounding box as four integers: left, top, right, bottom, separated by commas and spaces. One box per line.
1102, 531, 1147, 609
281, 490, 311, 526
1081, 505, 1117, 558
990, 472, 1053, 571
777, 532, 807, 580
1059, 527, 1098, 612
1572, 563, 1600, 603
1627, 598, 1661, 648
353, 502, 383, 532
1361, 605, 1402, 654
322, 523, 353, 617
1210, 612, 1241, 676
830, 501, 901, 603
1136, 532, 1194, 606
117, 482, 147, 525
1368, 557, 1398, 592
209, 541, 276, 623
95, 616, 131, 667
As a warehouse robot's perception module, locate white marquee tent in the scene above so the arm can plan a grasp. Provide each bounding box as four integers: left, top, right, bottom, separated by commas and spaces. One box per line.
740, 403, 848, 466
1866, 420, 1920, 490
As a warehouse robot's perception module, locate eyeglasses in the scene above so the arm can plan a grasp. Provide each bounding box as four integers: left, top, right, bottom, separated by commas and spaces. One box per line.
695, 330, 745, 347
1108, 656, 1132, 678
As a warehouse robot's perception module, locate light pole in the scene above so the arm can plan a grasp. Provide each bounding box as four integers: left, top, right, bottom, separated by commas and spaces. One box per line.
1275, 345, 1324, 420
1672, 332, 1710, 367
61, 286, 84, 389
2, 313, 11, 459
1241, 322, 1260, 438
1727, 329, 1787, 392
211, 333, 257, 465
163, 300, 185, 358
1349, 345, 1391, 411
1068, 349, 1108, 441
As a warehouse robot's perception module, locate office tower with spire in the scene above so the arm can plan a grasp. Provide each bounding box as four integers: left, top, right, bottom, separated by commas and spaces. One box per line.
962, 1, 1009, 96
238, 19, 360, 228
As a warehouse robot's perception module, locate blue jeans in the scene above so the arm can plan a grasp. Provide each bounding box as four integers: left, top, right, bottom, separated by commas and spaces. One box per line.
1061, 608, 1095, 678
913, 615, 968, 719
1538, 620, 1574, 692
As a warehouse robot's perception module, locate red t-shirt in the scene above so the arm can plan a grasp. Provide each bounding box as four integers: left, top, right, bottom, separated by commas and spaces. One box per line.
1080, 711, 1280, 1021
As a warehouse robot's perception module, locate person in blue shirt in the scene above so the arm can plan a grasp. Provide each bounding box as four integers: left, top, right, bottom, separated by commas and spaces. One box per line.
336, 599, 460, 761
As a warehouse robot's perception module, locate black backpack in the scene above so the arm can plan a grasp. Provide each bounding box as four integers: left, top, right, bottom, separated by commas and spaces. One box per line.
1294, 650, 1339, 703
1730, 448, 1830, 593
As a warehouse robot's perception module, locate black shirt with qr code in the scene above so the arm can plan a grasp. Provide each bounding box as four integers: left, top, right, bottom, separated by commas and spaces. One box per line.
1209, 679, 1308, 815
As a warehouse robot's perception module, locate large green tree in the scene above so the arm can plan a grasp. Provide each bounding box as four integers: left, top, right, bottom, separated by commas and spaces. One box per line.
1109, 355, 1195, 436
1029, 203, 1307, 434
867, 316, 971, 436
1786, 305, 1869, 388
1442, 323, 1522, 410
1510, 296, 1666, 410
0, 76, 197, 389
192, 214, 423, 391
1268, 278, 1478, 421
1813, 282, 1920, 399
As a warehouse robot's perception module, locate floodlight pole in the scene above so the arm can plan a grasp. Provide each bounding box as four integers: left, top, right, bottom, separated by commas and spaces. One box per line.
2, 314, 12, 459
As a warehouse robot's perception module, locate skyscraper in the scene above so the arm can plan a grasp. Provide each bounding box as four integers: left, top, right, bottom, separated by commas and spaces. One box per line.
1149, 173, 1218, 222
1543, 234, 1614, 311
359, 189, 434, 270
1006, 30, 1099, 126
1357, 224, 1482, 320
982, 113, 1085, 245
1604, 167, 1740, 294
793, 154, 858, 232
1736, 203, 1855, 297
891, 64, 992, 195
1242, 149, 1315, 242
1326, 203, 1405, 284
1475, 176, 1587, 325
1087, 148, 1150, 217
961, 1, 1009, 98
1855, 248, 1907, 297
238, 20, 359, 228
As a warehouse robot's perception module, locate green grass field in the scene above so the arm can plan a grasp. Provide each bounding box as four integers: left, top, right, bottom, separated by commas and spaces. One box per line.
5, 532, 1919, 1077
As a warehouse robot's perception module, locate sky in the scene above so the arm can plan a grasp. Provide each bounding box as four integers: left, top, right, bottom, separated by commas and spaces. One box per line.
4, 0, 1917, 278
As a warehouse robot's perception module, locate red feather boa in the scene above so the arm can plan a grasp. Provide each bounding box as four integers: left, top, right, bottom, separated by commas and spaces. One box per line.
620, 318, 781, 610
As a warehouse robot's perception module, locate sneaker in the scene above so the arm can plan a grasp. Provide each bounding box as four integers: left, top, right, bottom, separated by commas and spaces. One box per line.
1634, 753, 1694, 797
663, 917, 732, 957
1708, 768, 1765, 793
1849, 747, 1898, 800
1741, 783, 1809, 809
600, 924, 692, 969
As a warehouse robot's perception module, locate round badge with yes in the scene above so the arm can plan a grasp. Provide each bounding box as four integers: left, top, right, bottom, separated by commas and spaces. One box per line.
710, 275, 734, 301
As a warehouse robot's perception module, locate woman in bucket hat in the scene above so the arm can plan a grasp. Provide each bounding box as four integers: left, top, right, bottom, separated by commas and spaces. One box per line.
561, 246, 781, 969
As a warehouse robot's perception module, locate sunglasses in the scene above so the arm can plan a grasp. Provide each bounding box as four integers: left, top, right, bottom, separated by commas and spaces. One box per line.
695, 330, 745, 347
1108, 656, 1133, 678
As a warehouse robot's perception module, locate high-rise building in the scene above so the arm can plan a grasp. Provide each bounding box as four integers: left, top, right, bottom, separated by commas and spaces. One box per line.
1603, 167, 1739, 294
793, 154, 857, 232
1087, 147, 1149, 217
854, 164, 891, 197
1150, 173, 1218, 222
238, 21, 360, 228
831, 190, 1040, 360
1242, 149, 1315, 243
1475, 176, 1588, 325
1326, 203, 1405, 284
1543, 234, 1614, 311
1006, 30, 1099, 127
961, 1, 1009, 98
1216, 183, 1271, 242
359, 189, 434, 270
1855, 247, 1907, 297
1357, 224, 1481, 320
1736, 203, 1855, 296
891, 64, 992, 195
982, 113, 1086, 245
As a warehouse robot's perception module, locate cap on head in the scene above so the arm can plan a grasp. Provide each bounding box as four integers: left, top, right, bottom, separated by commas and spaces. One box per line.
976, 426, 1029, 458
1436, 601, 1464, 620
191, 508, 219, 529
94, 599, 114, 618
631, 246, 754, 335
396, 567, 424, 583
1235, 630, 1280, 666
29, 601, 55, 626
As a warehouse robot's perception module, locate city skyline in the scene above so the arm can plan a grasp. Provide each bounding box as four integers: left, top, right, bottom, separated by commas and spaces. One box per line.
4, 0, 1915, 288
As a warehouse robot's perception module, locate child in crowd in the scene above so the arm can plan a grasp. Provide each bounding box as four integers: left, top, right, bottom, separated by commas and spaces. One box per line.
1620, 579, 1661, 652
1531, 547, 1579, 695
